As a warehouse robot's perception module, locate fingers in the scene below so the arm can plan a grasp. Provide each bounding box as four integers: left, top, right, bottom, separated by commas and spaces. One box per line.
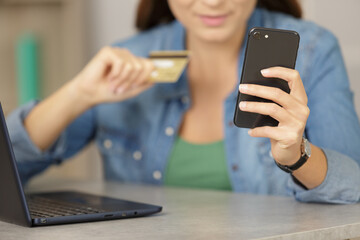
92, 47, 124, 81
98, 47, 154, 94
114, 53, 144, 93
260, 67, 299, 87
113, 57, 154, 94
132, 58, 155, 87
239, 101, 295, 123
239, 66, 310, 122
260, 67, 307, 104
77, 47, 155, 106
239, 84, 302, 110
107, 56, 124, 81
238, 84, 310, 122
109, 49, 137, 93
128, 81, 154, 96
113, 82, 154, 102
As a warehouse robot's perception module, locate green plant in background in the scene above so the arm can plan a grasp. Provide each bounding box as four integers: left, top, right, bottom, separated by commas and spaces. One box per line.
16, 33, 40, 105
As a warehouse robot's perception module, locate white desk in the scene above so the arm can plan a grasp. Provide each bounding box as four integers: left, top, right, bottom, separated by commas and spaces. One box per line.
0, 180, 360, 240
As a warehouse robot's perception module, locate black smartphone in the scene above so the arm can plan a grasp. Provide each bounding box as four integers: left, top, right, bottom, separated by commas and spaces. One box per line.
233, 27, 300, 128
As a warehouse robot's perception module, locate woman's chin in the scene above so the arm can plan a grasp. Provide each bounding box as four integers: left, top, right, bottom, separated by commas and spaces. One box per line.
195, 29, 236, 44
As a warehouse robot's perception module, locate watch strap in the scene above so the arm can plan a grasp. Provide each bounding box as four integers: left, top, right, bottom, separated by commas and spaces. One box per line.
291, 174, 309, 190
274, 137, 310, 173
275, 153, 309, 173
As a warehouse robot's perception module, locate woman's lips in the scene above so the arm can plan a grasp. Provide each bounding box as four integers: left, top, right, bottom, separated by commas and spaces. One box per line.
199, 15, 228, 27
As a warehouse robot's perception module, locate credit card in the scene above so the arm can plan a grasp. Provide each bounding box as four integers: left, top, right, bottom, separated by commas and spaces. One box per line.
149, 50, 190, 83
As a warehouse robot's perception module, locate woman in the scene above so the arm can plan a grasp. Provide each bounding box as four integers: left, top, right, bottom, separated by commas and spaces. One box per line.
8, 0, 360, 203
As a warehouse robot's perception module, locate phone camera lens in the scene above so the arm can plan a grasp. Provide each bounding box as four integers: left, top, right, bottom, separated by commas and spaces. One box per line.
253, 31, 261, 40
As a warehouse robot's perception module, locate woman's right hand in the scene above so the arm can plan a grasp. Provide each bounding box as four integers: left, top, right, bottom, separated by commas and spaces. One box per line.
24, 47, 155, 151
72, 47, 155, 107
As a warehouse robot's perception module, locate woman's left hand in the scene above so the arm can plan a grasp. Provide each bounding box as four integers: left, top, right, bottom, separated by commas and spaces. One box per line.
238, 66, 310, 166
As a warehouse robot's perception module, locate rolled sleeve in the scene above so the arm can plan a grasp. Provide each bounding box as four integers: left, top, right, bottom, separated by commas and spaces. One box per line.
7, 101, 67, 163
288, 149, 360, 204
6, 100, 96, 184
292, 28, 360, 203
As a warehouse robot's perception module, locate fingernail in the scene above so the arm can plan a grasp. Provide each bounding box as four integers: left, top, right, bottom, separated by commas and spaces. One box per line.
248, 130, 252, 135
239, 84, 248, 92
239, 101, 246, 109
261, 69, 270, 75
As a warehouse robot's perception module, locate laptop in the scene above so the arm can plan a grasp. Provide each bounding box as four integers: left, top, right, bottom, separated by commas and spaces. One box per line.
0, 103, 162, 227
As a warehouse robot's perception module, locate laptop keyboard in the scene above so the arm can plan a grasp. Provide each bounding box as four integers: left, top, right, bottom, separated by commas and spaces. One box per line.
28, 196, 106, 218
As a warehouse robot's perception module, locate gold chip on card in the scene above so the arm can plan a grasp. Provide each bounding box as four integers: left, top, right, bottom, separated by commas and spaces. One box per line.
149, 50, 190, 83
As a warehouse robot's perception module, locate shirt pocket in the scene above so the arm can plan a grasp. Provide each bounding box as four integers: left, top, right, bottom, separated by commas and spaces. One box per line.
96, 127, 145, 182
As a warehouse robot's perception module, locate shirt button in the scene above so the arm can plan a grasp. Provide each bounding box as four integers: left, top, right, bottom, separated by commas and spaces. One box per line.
181, 96, 190, 104
133, 151, 142, 161
228, 121, 234, 127
103, 139, 112, 149
165, 127, 174, 136
153, 170, 162, 180
232, 164, 239, 171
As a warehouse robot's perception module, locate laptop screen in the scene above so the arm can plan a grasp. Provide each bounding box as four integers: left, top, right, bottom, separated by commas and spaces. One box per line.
0, 103, 32, 226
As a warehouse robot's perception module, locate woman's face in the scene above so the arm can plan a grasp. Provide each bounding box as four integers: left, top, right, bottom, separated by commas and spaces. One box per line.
168, 0, 257, 43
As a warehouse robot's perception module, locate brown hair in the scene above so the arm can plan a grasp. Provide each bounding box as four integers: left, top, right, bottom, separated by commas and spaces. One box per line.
136, 0, 302, 31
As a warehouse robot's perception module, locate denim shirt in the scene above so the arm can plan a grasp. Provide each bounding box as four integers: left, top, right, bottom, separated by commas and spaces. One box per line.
7, 8, 360, 203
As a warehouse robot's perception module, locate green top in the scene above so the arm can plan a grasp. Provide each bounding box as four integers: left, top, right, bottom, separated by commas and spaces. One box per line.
164, 136, 232, 191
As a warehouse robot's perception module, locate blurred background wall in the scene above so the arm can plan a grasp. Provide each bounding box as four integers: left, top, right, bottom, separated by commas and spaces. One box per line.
0, 0, 359, 185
